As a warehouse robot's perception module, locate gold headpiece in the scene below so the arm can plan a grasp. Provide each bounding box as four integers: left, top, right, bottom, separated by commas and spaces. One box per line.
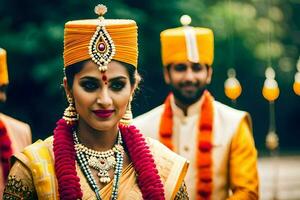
0, 48, 9, 85
89, 4, 115, 72
63, 4, 138, 70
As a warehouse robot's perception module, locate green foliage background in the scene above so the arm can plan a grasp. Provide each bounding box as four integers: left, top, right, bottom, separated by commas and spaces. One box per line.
0, 0, 299, 152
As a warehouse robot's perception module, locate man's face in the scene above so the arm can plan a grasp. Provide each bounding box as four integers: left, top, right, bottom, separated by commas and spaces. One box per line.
164, 61, 212, 105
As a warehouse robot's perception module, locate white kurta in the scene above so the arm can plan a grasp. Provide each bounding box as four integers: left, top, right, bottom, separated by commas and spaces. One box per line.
133, 95, 258, 199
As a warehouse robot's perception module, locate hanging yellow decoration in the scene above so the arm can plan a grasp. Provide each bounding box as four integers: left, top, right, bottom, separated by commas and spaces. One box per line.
262, 79, 280, 101
224, 68, 242, 100
293, 58, 300, 95
262, 67, 280, 101
293, 72, 300, 96
266, 131, 279, 150
225, 77, 242, 100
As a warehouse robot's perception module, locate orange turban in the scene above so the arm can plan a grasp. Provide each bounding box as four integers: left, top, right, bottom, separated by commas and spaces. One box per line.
64, 19, 138, 68
0, 48, 9, 85
160, 16, 214, 66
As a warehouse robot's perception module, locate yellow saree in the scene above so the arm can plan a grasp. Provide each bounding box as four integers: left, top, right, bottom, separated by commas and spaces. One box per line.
3, 136, 188, 199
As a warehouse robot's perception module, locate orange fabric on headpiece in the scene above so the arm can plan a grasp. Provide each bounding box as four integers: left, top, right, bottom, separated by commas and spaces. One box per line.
0, 48, 9, 85
64, 19, 138, 68
160, 27, 214, 66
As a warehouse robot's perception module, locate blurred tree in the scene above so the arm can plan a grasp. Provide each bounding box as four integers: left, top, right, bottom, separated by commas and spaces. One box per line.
0, 0, 299, 151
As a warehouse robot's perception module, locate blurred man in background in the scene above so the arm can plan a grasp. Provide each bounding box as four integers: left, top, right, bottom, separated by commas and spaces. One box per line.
134, 16, 259, 199
0, 48, 31, 198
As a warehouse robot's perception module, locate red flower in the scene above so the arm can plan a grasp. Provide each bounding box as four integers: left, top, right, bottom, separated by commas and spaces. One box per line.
53, 119, 165, 200
53, 119, 82, 200
199, 141, 213, 152
0, 121, 12, 182
159, 90, 214, 200
120, 124, 165, 200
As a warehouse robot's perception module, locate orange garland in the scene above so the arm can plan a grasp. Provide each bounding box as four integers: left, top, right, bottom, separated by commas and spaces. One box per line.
159, 90, 214, 200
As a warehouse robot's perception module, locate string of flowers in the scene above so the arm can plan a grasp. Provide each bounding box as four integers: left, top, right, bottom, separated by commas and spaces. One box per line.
119, 124, 165, 200
53, 118, 165, 200
53, 119, 82, 200
0, 120, 12, 182
196, 91, 213, 200
159, 90, 214, 200
158, 94, 174, 150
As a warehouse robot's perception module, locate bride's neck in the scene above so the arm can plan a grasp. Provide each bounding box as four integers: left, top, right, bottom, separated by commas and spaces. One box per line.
76, 121, 119, 151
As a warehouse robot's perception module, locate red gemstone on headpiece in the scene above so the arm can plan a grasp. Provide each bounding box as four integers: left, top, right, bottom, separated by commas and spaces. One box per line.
98, 43, 106, 52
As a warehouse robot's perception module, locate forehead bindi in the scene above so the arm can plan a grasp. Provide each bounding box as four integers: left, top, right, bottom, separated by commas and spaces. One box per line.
77, 60, 129, 82
101, 72, 108, 84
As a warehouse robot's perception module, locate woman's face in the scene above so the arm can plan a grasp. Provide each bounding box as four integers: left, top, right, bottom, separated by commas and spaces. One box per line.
66, 60, 134, 132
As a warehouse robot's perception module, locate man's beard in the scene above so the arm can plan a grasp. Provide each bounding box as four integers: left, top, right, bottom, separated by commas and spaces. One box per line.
169, 82, 206, 105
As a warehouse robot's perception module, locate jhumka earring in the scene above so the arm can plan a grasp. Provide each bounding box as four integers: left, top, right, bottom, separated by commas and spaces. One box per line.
63, 95, 79, 124
120, 99, 133, 125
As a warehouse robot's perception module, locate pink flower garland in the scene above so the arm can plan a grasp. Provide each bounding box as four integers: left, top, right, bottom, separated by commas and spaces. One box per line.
119, 124, 165, 200
53, 118, 165, 200
0, 121, 12, 182
53, 119, 82, 199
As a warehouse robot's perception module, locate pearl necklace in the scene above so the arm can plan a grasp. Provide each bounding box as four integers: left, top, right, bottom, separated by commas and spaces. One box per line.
73, 130, 124, 200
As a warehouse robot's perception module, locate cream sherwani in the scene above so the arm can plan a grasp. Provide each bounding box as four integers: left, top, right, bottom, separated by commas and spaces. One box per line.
0, 113, 32, 199
133, 94, 259, 200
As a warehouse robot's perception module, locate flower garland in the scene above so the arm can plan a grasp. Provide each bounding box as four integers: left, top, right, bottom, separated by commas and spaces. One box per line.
0, 120, 12, 182
53, 119, 82, 200
53, 118, 165, 200
119, 124, 165, 200
159, 90, 214, 200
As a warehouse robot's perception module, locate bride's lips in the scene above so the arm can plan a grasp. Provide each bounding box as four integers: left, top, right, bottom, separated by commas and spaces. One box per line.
93, 109, 114, 118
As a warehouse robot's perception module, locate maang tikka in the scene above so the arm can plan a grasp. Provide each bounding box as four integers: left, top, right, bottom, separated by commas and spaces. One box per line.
89, 4, 116, 72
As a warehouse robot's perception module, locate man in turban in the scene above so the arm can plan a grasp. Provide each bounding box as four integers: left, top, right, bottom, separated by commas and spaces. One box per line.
0, 48, 31, 198
134, 16, 259, 199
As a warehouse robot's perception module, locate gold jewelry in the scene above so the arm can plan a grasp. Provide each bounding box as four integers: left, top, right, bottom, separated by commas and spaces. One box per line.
120, 100, 133, 125
89, 4, 115, 72
63, 95, 79, 124
73, 130, 124, 184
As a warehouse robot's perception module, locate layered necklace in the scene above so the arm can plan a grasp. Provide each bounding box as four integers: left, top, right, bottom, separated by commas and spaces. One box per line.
53, 119, 165, 200
73, 130, 124, 200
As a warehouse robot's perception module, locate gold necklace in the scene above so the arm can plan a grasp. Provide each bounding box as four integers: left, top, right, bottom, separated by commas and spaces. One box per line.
73, 131, 123, 183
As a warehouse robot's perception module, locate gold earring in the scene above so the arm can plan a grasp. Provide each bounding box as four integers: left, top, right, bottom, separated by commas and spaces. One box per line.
120, 100, 133, 126
63, 95, 79, 124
